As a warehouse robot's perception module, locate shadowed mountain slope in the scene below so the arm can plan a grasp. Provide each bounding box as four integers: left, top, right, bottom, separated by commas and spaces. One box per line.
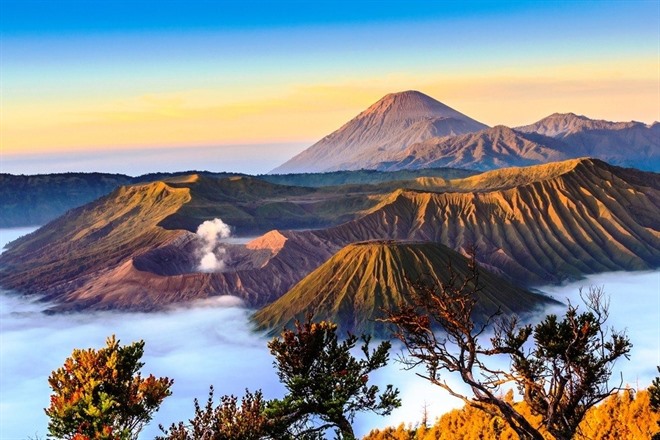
253, 241, 555, 336
516, 113, 660, 171
376, 125, 573, 171
0, 181, 192, 296
271, 91, 487, 173
0, 173, 134, 227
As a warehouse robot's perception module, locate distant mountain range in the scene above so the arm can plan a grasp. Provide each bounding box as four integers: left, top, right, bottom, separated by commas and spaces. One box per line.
272, 91, 659, 173
516, 112, 660, 169
1, 159, 657, 328
0, 168, 475, 228
4, 90, 657, 228
0, 173, 134, 227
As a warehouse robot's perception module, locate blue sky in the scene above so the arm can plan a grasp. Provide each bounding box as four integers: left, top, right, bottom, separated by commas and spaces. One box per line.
1, 0, 658, 174
1, 1, 586, 34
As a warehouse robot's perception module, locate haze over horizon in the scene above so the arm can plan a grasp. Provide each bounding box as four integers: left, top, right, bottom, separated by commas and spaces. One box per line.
1, 0, 659, 175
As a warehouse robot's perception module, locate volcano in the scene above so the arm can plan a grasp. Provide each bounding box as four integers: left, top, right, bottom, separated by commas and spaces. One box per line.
253, 241, 555, 336
271, 90, 487, 173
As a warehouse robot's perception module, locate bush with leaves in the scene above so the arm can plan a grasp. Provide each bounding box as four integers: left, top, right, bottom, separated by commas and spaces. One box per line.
159, 318, 400, 440
383, 253, 631, 440
45, 335, 173, 440
158, 386, 268, 440
651, 367, 660, 440
267, 319, 401, 439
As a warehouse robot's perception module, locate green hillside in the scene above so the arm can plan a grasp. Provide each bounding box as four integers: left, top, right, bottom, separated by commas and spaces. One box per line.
253, 241, 555, 336
0, 168, 473, 228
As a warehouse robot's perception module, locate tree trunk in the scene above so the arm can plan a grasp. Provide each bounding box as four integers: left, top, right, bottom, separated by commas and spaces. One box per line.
493, 402, 545, 440
548, 429, 572, 440
337, 416, 355, 439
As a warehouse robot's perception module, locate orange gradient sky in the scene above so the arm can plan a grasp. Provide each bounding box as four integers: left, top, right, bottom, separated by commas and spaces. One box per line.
1, 1, 659, 172
4, 59, 659, 155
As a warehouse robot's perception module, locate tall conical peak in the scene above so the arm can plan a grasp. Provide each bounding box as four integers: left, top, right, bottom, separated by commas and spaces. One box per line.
359, 90, 463, 121
270, 90, 488, 173
375, 90, 434, 104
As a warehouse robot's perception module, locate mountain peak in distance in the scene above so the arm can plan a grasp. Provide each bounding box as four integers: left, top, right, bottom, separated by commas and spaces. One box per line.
360, 90, 472, 121
516, 112, 651, 138
271, 90, 488, 174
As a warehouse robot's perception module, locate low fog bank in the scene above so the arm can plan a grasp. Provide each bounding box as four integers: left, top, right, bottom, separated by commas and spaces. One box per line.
0, 295, 283, 438
2, 271, 658, 438
540, 271, 660, 389
1, 293, 442, 439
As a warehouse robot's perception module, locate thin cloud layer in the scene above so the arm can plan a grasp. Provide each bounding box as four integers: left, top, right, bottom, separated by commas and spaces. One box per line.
2, 270, 658, 438
0, 295, 282, 438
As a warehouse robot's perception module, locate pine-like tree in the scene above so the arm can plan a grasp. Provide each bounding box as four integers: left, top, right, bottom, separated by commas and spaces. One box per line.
45, 335, 172, 440
267, 319, 401, 439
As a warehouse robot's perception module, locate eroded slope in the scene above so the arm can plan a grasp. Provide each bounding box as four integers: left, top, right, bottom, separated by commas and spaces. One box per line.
1, 158, 657, 312
306, 159, 660, 285
254, 241, 555, 336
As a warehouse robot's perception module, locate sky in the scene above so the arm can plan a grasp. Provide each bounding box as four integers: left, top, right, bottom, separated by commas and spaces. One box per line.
1, 0, 659, 174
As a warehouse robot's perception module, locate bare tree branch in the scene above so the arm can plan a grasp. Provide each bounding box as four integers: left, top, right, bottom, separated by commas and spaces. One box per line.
381, 252, 631, 440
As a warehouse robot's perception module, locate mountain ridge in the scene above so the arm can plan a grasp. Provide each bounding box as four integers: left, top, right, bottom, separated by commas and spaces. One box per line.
1, 158, 657, 312
515, 112, 656, 137
304, 158, 660, 285
253, 241, 557, 336
376, 114, 659, 172
376, 125, 573, 171
271, 91, 488, 173
272, 91, 659, 173
0, 167, 477, 228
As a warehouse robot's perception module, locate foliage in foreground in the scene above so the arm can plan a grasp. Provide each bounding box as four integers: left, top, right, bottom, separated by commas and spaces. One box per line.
159, 318, 400, 439
364, 388, 660, 440
157, 387, 268, 440
383, 251, 632, 440
650, 367, 660, 440
45, 335, 173, 440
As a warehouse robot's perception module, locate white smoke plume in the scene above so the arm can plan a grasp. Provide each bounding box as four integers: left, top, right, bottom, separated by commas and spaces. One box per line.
196, 218, 232, 272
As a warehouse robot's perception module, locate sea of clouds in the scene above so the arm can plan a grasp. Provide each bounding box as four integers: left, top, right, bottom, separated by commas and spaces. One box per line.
1, 227, 658, 438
